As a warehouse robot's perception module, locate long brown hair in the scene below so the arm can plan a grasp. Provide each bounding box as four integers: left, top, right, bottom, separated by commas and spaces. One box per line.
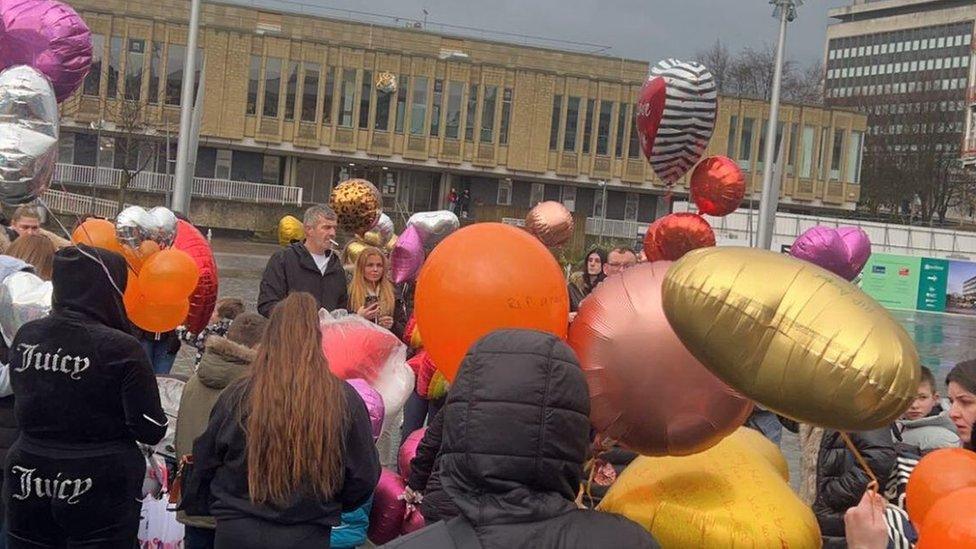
348, 246, 395, 317
6, 234, 56, 281
244, 292, 347, 505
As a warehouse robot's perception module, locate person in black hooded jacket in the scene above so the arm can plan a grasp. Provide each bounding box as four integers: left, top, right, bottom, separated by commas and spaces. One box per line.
405, 408, 457, 523
384, 329, 659, 549
4, 245, 167, 548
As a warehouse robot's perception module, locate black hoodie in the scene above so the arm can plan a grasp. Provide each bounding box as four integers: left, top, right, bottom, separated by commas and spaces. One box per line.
9, 245, 166, 447
384, 330, 658, 549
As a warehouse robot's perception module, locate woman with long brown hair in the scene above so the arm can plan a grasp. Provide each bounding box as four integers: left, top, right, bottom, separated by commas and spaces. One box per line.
5, 233, 56, 280
183, 292, 380, 549
348, 246, 406, 338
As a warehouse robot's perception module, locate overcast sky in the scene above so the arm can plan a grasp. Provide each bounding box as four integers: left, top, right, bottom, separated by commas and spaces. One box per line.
237, 0, 852, 67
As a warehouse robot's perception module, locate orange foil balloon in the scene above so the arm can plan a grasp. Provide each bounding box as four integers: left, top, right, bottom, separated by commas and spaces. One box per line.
917, 487, 976, 549
137, 249, 200, 304
122, 240, 161, 274
524, 201, 574, 247
415, 223, 569, 381
71, 219, 124, 256
907, 448, 976, 526
567, 262, 752, 456
690, 155, 745, 217
643, 213, 715, 262
124, 274, 190, 332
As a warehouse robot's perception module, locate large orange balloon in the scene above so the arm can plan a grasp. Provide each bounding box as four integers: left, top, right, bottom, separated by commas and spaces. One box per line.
124, 272, 189, 332
415, 223, 569, 381
643, 213, 715, 262
907, 448, 976, 527
568, 262, 752, 456
690, 155, 745, 217
138, 249, 200, 304
71, 219, 124, 256
917, 487, 976, 549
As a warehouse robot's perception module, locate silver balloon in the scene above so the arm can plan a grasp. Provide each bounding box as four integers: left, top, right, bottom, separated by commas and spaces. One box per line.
115, 205, 178, 250
0, 65, 59, 205
368, 213, 395, 243
407, 210, 460, 253
0, 272, 52, 346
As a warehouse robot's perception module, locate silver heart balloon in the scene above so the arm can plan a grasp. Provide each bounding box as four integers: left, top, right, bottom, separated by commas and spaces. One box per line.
115, 205, 178, 251
365, 213, 395, 244
0, 65, 59, 205
406, 210, 460, 253
0, 271, 52, 346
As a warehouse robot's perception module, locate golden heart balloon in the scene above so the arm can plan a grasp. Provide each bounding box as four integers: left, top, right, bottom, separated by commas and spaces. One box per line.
662, 246, 920, 431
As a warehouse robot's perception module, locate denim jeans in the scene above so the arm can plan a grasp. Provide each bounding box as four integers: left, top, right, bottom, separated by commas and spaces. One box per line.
745, 408, 783, 446
140, 338, 177, 375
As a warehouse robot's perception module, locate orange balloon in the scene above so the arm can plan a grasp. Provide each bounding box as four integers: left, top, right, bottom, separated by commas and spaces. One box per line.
122, 240, 161, 273
643, 213, 715, 262
907, 448, 976, 526
690, 155, 745, 217
415, 223, 569, 381
137, 249, 200, 304
71, 219, 124, 256
917, 487, 976, 549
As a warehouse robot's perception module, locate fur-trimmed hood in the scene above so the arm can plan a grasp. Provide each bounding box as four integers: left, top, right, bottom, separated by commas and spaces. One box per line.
196, 335, 255, 390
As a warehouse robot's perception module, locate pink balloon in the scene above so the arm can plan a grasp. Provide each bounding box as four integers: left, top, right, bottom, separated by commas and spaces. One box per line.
401, 506, 426, 534
790, 225, 871, 281
398, 427, 426, 480
347, 379, 385, 440
391, 225, 424, 284
0, 0, 93, 102
367, 469, 407, 545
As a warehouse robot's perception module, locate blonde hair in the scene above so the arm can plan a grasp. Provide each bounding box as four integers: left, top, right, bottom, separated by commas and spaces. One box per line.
348, 246, 395, 317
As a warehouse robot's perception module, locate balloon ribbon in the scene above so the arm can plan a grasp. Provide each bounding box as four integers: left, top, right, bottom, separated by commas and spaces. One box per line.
840, 431, 880, 492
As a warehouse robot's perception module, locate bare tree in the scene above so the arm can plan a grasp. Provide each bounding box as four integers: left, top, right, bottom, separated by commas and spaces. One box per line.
694, 39, 732, 93
111, 98, 158, 209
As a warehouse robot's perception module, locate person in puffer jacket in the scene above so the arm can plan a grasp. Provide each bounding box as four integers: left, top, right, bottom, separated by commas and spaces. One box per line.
330, 497, 372, 549
405, 408, 456, 523
813, 427, 896, 549
4, 245, 167, 548
383, 329, 659, 548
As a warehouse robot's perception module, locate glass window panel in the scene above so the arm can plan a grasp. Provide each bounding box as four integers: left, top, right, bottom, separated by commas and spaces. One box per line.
430, 79, 442, 136
445, 81, 463, 139
596, 100, 612, 155
818, 127, 830, 179
339, 68, 356, 127
394, 75, 407, 132
739, 117, 754, 170
465, 83, 478, 141
359, 70, 372, 129
624, 192, 639, 221
481, 85, 497, 142
84, 34, 104, 96
410, 76, 428, 135
375, 75, 392, 131
284, 61, 299, 120
830, 129, 843, 180
323, 67, 335, 124
628, 110, 641, 159
499, 88, 513, 145
107, 37, 122, 98
147, 42, 162, 104
787, 122, 799, 174
615, 103, 627, 158
727, 115, 738, 159
301, 63, 319, 122
262, 57, 281, 117
563, 96, 580, 151
124, 39, 144, 101
550, 94, 562, 151
581, 99, 595, 154
164, 44, 185, 105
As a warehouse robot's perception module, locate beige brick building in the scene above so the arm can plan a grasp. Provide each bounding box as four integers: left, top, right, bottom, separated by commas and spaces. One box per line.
56, 0, 866, 238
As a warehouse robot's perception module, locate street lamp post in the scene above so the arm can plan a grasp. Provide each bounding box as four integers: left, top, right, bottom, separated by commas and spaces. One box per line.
171, 0, 201, 215
598, 180, 608, 244
756, 0, 802, 251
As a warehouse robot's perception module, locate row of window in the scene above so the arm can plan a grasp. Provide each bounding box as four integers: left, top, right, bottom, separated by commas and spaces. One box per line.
867, 122, 966, 136
869, 142, 963, 153
828, 78, 969, 98
865, 101, 967, 116
826, 56, 969, 80
83, 35, 202, 106
547, 96, 640, 158
828, 34, 972, 60
727, 116, 863, 184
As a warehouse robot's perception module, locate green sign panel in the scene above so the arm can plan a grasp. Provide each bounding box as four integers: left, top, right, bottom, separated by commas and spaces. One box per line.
858, 252, 976, 315
917, 258, 949, 311
860, 253, 920, 310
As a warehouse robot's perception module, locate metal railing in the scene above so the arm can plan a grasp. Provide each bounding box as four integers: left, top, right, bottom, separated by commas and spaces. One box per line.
53, 163, 304, 206
41, 189, 119, 219
584, 217, 649, 239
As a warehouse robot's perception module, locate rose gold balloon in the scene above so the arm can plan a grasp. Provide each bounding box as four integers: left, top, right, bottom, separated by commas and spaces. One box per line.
524, 201, 574, 247
568, 262, 752, 456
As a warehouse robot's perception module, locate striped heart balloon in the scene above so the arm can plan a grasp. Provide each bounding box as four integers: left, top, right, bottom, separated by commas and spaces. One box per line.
637, 59, 717, 186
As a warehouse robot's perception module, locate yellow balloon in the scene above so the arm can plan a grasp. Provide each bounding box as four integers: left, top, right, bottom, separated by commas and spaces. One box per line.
343, 239, 369, 267
278, 215, 304, 246
662, 247, 919, 431
599, 428, 821, 548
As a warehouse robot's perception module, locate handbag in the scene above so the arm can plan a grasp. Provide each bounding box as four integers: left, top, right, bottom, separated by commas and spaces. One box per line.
169, 454, 193, 506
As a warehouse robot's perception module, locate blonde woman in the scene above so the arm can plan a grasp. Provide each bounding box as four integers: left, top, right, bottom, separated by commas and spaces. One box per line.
348, 246, 406, 338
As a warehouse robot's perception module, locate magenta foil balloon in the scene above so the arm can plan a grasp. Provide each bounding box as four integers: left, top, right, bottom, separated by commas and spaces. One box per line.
367, 468, 407, 545
401, 507, 425, 535
391, 224, 424, 284
790, 225, 871, 281
0, 0, 93, 102
398, 427, 426, 480
346, 378, 385, 440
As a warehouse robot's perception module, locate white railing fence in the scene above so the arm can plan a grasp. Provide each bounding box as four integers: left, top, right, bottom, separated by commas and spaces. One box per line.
41, 189, 119, 219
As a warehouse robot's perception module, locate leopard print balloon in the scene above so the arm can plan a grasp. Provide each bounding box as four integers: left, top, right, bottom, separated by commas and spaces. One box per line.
329, 179, 382, 235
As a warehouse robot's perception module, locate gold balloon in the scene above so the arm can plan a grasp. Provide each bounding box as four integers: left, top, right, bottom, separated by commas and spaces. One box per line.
385, 233, 397, 252
362, 230, 384, 247
599, 428, 821, 548
662, 247, 920, 431
278, 215, 305, 246
524, 201, 574, 247
343, 239, 369, 267
329, 179, 382, 235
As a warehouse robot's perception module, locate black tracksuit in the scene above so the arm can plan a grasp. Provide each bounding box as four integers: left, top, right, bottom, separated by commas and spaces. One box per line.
3, 246, 167, 549
257, 243, 348, 317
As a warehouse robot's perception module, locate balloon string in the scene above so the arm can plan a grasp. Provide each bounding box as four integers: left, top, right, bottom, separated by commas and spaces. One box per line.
840, 431, 880, 492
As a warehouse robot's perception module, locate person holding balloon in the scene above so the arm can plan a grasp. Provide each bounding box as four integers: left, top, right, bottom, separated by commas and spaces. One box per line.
348, 246, 406, 339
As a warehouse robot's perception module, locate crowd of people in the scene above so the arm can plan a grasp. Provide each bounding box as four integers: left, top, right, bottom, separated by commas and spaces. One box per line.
0, 202, 974, 548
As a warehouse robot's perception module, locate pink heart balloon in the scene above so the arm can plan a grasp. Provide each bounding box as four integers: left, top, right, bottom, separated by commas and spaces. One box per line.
391, 225, 424, 284
790, 226, 871, 281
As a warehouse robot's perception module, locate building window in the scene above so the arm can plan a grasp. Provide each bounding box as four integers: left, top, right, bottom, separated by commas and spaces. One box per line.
615, 103, 627, 158
124, 39, 144, 101
394, 75, 407, 132
628, 111, 641, 159
561, 185, 577, 212
846, 131, 863, 184
262, 57, 282, 118
497, 179, 512, 206
481, 85, 497, 142
323, 67, 335, 125
107, 37, 122, 99
499, 88, 513, 145
727, 115, 738, 159
530, 182, 545, 206
339, 68, 356, 127
800, 125, 815, 179
262, 155, 281, 185
739, 117, 755, 170
284, 61, 299, 120
818, 128, 830, 180
375, 75, 392, 131
445, 81, 463, 139
410, 76, 428, 135
358, 70, 373, 129
58, 133, 74, 164
84, 34, 104, 96
581, 99, 595, 154
215, 149, 232, 180
787, 122, 798, 175
549, 94, 562, 151
830, 129, 843, 180
624, 192, 639, 221
465, 83, 478, 141
164, 44, 185, 106
430, 79, 443, 136
596, 100, 612, 155
147, 42, 162, 104
301, 63, 319, 122
563, 96, 580, 151
246, 56, 261, 115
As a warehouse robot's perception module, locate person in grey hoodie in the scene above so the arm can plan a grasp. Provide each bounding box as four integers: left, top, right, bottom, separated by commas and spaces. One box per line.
897, 366, 960, 453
